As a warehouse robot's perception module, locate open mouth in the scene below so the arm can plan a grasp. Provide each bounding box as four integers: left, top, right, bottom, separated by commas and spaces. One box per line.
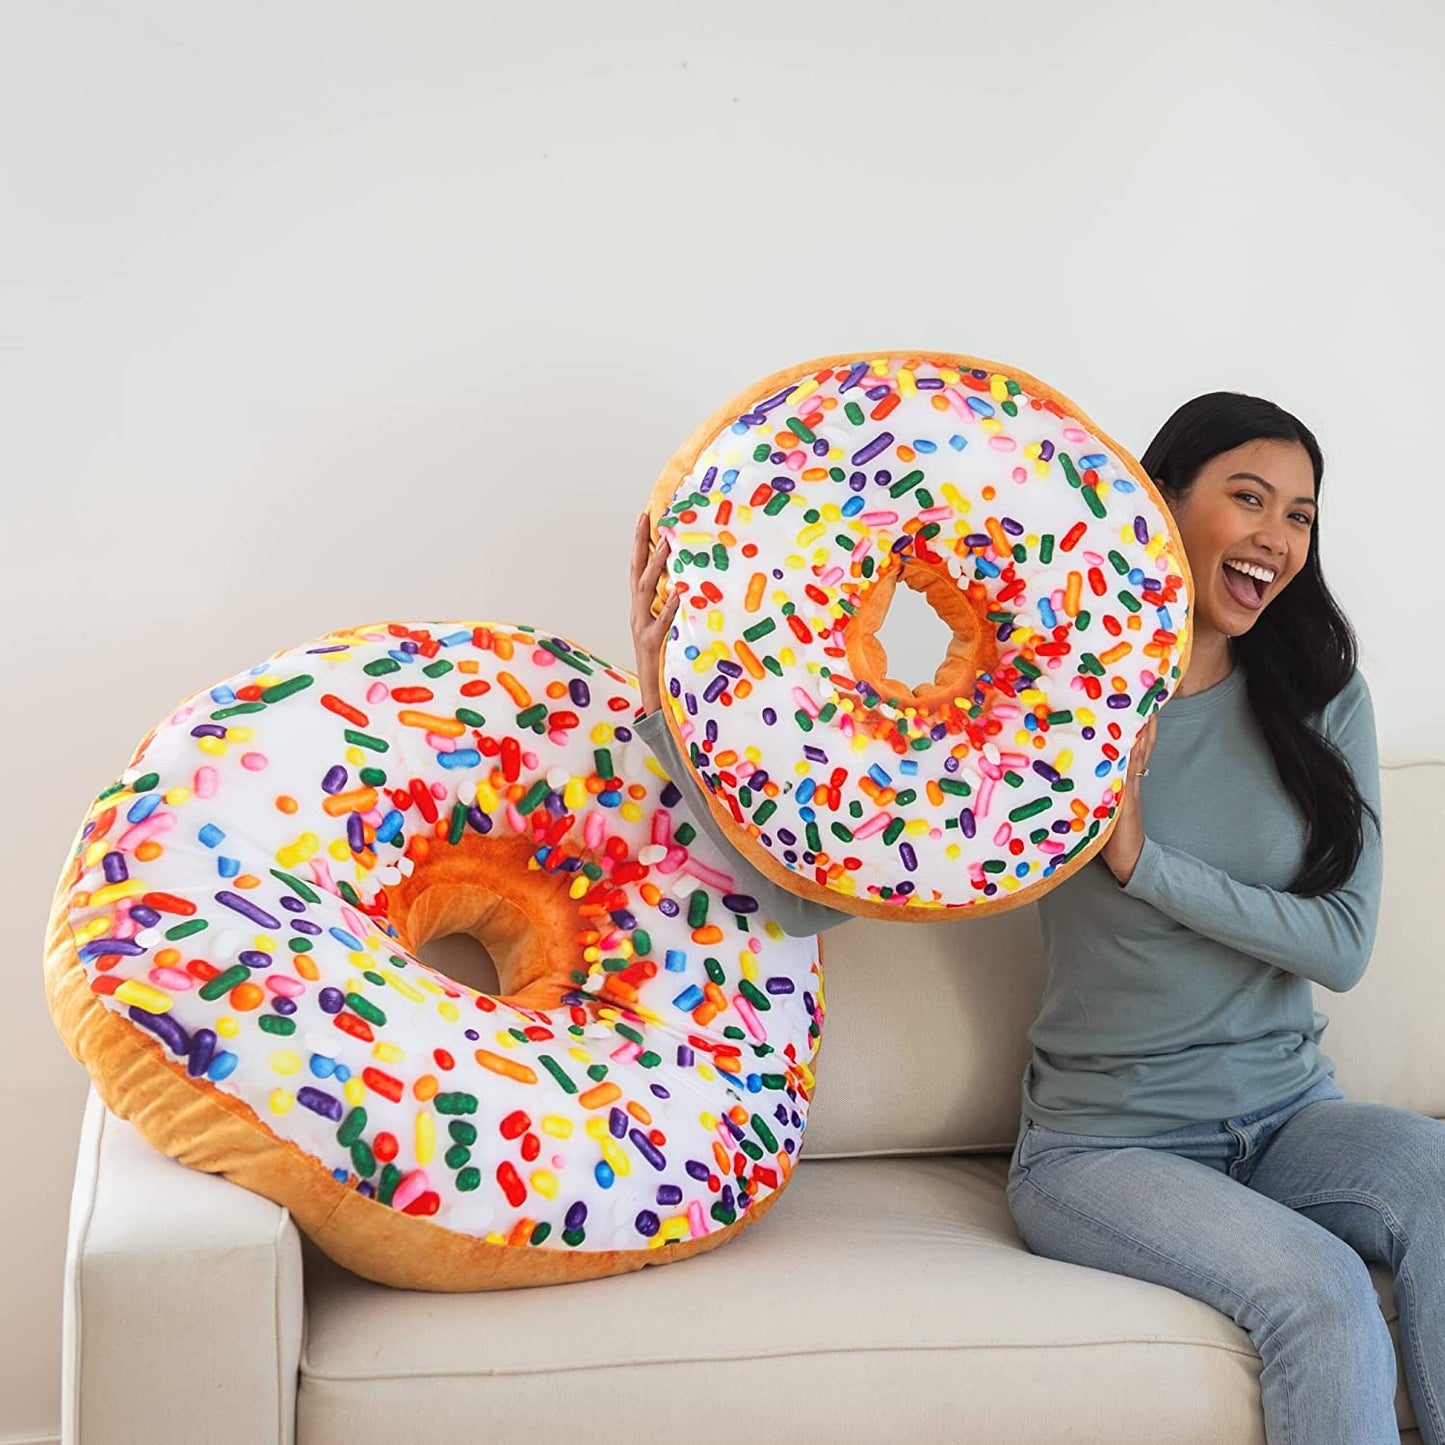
1221, 559, 1271, 610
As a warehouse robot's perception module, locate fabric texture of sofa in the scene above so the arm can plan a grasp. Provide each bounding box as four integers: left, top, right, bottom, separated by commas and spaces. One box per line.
59, 758, 1443, 1443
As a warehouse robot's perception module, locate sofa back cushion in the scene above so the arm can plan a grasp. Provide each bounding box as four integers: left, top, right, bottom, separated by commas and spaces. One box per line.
803, 761, 1445, 1159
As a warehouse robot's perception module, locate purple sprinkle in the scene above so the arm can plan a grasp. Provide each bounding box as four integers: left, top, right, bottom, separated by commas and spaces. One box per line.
609, 1107, 628, 1139
1032, 760, 1061, 783
754, 385, 797, 415
297, 1087, 344, 1121
1001, 516, 1024, 536
649, 1083, 671, 1100
128, 1004, 189, 1057
187, 1028, 216, 1077
771, 476, 795, 493
657, 1184, 683, 1207
899, 842, 918, 872
764, 977, 795, 994
960, 808, 976, 838
237, 950, 272, 969
128, 905, 161, 928
802, 745, 828, 763
635, 1210, 661, 1236
703, 676, 728, 703
1040, 439, 1055, 461
851, 432, 894, 466
565, 1200, 588, 1230
190, 723, 227, 739
322, 765, 348, 794
80, 938, 145, 961
215, 891, 280, 929
614, 725, 632, 742
630, 1130, 667, 1171
1107, 694, 1133, 709
761, 707, 777, 725
290, 918, 322, 936
915, 377, 944, 390
864, 384, 890, 400
722, 893, 758, 914
569, 678, 590, 707
716, 659, 743, 679
838, 362, 869, 392
685, 1159, 710, 1181
1134, 515, 1150, 545
318, 987, 345, 1014
676, 1044, 694, 1067
659, 898, 680, 918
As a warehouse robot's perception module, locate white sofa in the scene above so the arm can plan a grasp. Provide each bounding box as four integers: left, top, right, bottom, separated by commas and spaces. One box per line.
61, 758, 1443, 1444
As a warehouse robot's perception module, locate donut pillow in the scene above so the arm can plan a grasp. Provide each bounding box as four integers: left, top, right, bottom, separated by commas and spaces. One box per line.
643, 350, 1194, 919
45, 622, 823, 1291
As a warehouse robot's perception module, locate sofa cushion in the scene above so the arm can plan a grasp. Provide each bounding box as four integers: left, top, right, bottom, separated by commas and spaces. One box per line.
296, 1153, 1415, 1443
801, 760, 1445, 1158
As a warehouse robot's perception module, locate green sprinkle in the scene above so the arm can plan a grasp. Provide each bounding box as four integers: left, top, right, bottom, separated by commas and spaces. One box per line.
687, 890, 708, 929
738, 979, 771, 1012
345, 992, 386, 1027
258, 1014, 296, 1036
163, 918, 207, 941
743, 617, 776, 643
845, 400, 865, 425
1040, 534, 1055, 564
538, 1054, 578, 1094
199, 965, 249, 1001
337, 1107, 368, 1147
343, 729, 388, 753
888, 469, 925, 498
131, 772, 160, 793
517, 778, 550, 813
363, 658, 401, 676
1009, 797, 1051, 822
423, 659, 453, 678
456, 708, 486, 727
261, 674, 312, 704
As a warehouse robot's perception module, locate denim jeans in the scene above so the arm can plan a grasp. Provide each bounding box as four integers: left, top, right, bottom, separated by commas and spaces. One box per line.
1006, 1074, 1445, 1443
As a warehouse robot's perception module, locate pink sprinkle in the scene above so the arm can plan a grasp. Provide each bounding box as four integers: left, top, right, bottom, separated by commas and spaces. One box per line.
266, 975, 305, 998
735, 995, 767, 1042
1039, 840, 1065, 855
791, 686, 819, 718
610, 1041, 642, 1063
654, 845, 686, 875
682, 856, 734, 891
850, 535, 870, 561
425, 732, 457, 752
976, 779, 996, 818
818, 566, 844, 586
784, 449, 806, 472
583, 811, 605, 849
390, 1170, 429, 1212
988, 436, 1017, 452
505, 804, 526, 833
522, 750, 539, 769
194, 765, 218, 799
651, 810, 672, 847
148, 967, 193, 991
429, 780, 447, 799
860, 510, 899, 526
852, 812, 891, 840
366, 682, 388, 704
1081, 550, 1104, 565
1013, 466, 1028, 484
341, 905, 368, 937
993, 823, 1012, 846
546, 729, 568, 746
687, 1199, 710, 1237
1062, 427, 1088, 443
117, 811, 176, 852
532, 648, 556, 667
240, 752, 268, 771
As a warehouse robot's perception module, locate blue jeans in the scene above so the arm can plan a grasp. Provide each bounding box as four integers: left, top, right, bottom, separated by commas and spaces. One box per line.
1006, 1074, 1445, 1443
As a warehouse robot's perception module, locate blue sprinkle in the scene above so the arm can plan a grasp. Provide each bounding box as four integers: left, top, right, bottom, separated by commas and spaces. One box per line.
198, 823, 225, 848
126, 792, 161, 824
217, 856, 241, 878
594, 1161, 615, 1189
912, 438, 937, 453
439, 630, 471, 647
899, 760, 918, 775
664, 949, 688, 973
948, 434, 968, 451
1079, 453, 1109, 469
207, 1051, 239, 1082
329, 926, 363, 951
840, 494, 865, 517
438, 749, 481, 770
209, 685, 238, 704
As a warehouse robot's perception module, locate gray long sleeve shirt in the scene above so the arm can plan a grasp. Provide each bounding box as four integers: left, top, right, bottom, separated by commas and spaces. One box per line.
634, 662, 1383, 1136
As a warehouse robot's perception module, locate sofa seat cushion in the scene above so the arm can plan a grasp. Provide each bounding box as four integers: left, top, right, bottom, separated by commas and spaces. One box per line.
297, 1153, 1415, 1443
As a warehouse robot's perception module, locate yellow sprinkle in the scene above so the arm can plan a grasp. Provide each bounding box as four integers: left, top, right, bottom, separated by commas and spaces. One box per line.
343, 1077, 366, 1107
379, 967, 424, 1002
217, 1016, 239, 1038
269, 1090, 294, 1116
529, 1170, 559, 1199
88, 879, 146, 907
541, 1115, 574, 1138
197, 736, 228, 757
113, 980, 171, 1013
437, 1001, 458, 1023
371, 1042, 405, 1064
589, 723, 615, 745
270, 1050, 302, 1075
416, 1110, 435, 1166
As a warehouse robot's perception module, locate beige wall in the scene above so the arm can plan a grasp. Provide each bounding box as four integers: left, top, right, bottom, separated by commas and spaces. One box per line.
5, 2, 1443, 1439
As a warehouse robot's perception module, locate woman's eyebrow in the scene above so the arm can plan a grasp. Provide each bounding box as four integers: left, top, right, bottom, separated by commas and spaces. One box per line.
1226, 471, 1317, 507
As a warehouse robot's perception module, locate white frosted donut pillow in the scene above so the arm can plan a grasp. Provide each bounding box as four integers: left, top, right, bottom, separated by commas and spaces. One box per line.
644, 351, 1194, 920
45, 620, 823, 1290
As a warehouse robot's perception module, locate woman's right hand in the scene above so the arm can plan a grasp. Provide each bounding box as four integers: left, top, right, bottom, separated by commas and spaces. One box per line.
629, 511, 682, 715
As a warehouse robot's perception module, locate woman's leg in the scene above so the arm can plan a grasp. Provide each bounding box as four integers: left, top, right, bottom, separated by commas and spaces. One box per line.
1243, 1098, 1445, 1445
1007, 1125, 1399, 1444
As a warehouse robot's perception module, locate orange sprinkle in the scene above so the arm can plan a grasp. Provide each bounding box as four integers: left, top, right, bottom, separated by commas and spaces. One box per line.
578, 1081, 623, 1110
229, 982, 264, 1011
275, 795, 299, 814
412, 1073, 439, 1102
497, 671, 530, 707
134, 841, 164, 862
474, 1049, 538, 1085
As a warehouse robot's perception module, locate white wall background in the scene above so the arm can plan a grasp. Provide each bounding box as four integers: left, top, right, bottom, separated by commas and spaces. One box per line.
4, 1, 1441, 1438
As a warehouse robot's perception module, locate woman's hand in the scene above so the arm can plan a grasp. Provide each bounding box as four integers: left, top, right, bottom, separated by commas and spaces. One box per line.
629, 511, 682, 715
1100, 712, 1159, 887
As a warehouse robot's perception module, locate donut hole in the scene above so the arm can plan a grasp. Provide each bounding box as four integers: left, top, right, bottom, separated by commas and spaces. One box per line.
417, 931, 502, 998
847, 557, 1000, 714
874, 574, 966, 698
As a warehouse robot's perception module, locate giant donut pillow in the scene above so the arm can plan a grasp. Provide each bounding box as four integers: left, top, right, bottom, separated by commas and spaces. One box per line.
644, 351, 1194, 919
45, 621, 823, 1290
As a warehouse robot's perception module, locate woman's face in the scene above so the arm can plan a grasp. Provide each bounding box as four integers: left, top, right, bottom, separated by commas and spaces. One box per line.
1164, 438, 1317, 639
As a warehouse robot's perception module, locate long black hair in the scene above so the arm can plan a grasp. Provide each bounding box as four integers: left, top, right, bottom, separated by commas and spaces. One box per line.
1139, 392, 1379, 896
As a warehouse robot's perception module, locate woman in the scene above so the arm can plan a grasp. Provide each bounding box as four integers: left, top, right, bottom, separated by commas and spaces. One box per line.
629, 392, 1442, 1444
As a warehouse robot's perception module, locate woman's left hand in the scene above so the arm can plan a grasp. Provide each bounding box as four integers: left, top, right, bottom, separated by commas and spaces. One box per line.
1100, 712, 1159, 887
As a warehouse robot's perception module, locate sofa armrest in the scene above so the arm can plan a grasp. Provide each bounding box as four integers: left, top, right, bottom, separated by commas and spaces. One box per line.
63, 1086, 304, 1445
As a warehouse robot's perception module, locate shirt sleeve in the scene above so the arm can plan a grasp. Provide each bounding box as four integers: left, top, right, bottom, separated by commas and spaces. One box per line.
631, 709, 853, 937
1120, 673, 1383, 992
